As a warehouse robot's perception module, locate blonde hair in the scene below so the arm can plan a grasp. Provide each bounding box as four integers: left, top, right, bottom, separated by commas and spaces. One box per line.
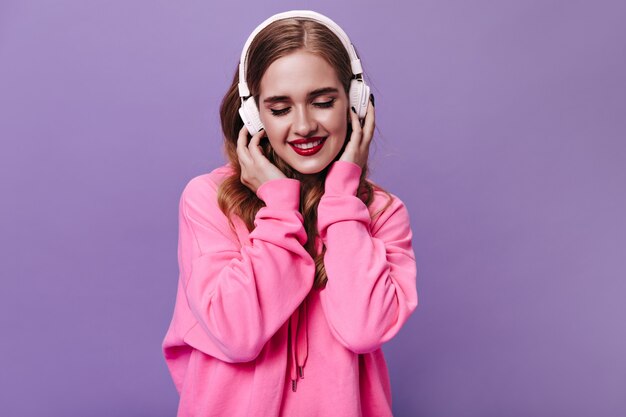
217, 17, 392, 288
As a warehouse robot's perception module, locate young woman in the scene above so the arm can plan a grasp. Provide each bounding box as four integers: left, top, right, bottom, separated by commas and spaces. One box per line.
162, 10, 418, 417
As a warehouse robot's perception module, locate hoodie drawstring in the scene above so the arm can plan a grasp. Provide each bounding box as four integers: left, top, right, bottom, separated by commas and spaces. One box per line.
288, 298, 308, 392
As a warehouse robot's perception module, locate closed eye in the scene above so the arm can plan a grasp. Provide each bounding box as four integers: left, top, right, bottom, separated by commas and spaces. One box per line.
314, 98, 335, 109
270, 107, 290, 116
269, 98, 336, 117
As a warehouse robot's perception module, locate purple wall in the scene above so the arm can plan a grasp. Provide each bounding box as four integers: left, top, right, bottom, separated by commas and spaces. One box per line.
1, 1, 625, 416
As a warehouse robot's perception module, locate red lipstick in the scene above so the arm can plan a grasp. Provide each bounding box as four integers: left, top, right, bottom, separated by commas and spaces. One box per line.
288, 136, 327, 156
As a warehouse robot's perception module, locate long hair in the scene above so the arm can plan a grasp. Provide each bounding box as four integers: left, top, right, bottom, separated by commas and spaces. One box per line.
217, 17, 392, 288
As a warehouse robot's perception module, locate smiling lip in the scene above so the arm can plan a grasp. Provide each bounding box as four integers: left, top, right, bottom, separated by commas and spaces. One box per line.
288, 136, 327, 156
288, 136, 326, 145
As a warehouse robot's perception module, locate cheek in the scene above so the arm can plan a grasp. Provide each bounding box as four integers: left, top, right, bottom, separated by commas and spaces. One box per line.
262, 117, 289, 140
322, 108, 349, 132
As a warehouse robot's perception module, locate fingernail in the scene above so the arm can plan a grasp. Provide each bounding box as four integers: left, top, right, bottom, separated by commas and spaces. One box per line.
370, 93, 375, 107
351, 106, 356, 113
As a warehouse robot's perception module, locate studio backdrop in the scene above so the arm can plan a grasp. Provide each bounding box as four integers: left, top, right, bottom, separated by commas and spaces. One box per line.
0, 1, 624, 416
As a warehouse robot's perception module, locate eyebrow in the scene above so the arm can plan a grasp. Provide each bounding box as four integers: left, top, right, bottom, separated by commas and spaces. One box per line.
262, 87, 339, 104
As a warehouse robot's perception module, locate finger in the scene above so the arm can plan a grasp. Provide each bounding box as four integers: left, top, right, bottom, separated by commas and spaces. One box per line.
362, 100, 376, 145
349, 106, 363, 145
248, 129, 267, 159
236, 125, 252, 165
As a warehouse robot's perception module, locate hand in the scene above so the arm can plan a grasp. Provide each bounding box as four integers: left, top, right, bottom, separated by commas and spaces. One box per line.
236, 126, 287, 193
338, 95, 375, 169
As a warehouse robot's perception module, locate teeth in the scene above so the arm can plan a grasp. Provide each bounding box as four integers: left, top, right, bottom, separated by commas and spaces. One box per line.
293, 139, 323, 149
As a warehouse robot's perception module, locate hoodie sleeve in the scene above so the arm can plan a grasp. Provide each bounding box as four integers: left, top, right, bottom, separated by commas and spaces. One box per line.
178, 175, 315, 363
317, 160, 418, 354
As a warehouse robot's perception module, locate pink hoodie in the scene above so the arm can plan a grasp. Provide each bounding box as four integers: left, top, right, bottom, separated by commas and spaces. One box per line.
162, 160, 418, 416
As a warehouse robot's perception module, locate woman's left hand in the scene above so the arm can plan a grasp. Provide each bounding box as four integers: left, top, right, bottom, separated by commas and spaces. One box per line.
338, 94, 375, 169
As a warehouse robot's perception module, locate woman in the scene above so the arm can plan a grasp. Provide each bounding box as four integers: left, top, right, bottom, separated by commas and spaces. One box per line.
162, 10, 418, 417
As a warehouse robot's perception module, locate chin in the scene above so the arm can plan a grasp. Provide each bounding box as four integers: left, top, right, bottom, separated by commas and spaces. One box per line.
279, 138, 344, 176
290, 163, 328, 176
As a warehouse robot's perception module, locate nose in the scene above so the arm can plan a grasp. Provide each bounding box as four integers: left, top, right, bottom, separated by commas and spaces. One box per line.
293, 105, 318, 137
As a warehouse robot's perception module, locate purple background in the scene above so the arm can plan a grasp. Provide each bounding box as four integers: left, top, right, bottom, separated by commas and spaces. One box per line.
1, 1, 625, 416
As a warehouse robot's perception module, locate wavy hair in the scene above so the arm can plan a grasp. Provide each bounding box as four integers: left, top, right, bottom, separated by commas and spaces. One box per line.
217, 17, 392, 288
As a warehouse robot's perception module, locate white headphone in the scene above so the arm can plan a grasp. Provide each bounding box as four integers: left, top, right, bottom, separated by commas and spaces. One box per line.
238, 10, 371, 135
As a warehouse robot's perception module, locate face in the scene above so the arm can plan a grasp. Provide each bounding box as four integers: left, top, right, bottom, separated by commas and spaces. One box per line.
258, 50, 349, 175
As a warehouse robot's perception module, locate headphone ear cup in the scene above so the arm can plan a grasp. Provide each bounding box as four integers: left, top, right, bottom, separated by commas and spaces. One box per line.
349, 78, 371, 120
238, 97, 265, 135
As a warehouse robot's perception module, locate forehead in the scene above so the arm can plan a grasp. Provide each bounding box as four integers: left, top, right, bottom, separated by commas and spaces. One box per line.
259, 50, 342, 97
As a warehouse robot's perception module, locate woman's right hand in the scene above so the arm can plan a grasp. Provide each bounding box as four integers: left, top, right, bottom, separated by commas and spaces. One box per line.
236, 126, 287, 193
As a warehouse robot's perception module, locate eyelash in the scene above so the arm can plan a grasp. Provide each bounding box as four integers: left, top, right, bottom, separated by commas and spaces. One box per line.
270, 99, 336, 117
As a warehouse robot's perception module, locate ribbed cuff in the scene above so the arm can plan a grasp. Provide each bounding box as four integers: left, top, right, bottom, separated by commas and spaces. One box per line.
256, 178, 301, 211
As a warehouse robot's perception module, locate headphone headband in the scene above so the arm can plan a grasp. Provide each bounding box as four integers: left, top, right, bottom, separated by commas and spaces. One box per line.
237, 10, 364, 98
